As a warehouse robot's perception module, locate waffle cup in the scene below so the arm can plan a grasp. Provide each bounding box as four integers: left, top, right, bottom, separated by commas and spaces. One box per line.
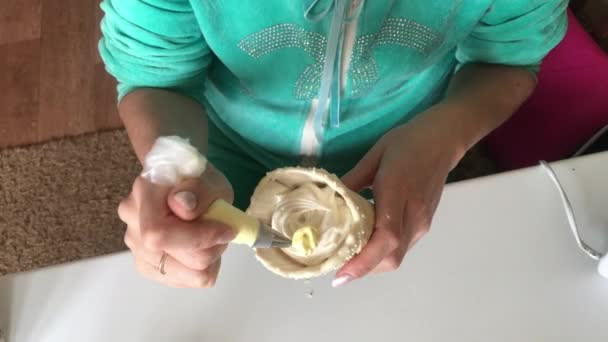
247, 167, 374, 279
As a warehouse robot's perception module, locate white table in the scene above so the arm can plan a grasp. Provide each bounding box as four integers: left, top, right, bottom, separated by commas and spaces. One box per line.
1, 153, 608, 342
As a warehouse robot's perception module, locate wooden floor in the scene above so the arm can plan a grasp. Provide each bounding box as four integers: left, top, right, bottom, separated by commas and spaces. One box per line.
1, 1, 607, 149
0, 0, 121, 148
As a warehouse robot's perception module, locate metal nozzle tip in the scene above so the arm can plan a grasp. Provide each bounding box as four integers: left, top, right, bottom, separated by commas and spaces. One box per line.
253, 223, 292, 248
269, 231, 292, 248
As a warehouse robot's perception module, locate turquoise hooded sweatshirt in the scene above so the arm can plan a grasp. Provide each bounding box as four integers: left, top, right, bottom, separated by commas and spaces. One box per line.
99, 0, 567, 207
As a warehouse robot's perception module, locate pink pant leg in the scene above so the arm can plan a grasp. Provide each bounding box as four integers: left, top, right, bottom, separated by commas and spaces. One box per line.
484, 9, 608, 170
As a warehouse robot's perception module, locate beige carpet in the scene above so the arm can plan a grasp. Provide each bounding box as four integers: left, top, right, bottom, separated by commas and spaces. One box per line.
0, 129, 497, 276
0, 130, 139, 276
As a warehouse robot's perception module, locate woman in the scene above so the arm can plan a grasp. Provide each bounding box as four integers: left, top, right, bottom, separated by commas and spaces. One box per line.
100, 0, 568, 288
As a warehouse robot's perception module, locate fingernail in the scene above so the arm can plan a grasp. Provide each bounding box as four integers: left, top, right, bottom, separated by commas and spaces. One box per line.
174, 191, 197, 211
332, 274, 353, 288
218, 230, 236, 244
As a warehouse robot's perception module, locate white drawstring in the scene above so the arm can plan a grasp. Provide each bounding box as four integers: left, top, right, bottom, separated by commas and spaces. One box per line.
304, 0, 365, 141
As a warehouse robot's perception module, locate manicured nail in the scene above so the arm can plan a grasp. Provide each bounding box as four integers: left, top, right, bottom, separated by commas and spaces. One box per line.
218, 230, 237, 244
332, 274, 353, 288
174, 191, 197, 211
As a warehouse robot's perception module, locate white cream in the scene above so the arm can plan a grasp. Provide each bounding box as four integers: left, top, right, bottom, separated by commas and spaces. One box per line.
247, 167, 375, 279
271, 183, 353, 265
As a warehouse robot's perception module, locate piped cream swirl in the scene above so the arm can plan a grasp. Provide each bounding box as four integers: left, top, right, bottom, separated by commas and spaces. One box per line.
247, 167, 374, 279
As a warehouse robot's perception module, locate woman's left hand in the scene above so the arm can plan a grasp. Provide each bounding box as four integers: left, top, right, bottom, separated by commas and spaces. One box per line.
333, 104, 467, 287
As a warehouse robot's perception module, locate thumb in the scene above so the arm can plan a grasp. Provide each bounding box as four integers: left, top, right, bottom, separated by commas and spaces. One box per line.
341, 146, 382, 192
167, 178, 215, 221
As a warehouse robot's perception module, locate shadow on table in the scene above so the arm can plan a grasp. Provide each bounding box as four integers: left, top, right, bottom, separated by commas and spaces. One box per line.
0, 267, 89, 341
0, 276, 15, 341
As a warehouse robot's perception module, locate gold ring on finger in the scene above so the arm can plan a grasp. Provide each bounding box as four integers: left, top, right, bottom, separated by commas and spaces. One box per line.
158, 252, 168, 275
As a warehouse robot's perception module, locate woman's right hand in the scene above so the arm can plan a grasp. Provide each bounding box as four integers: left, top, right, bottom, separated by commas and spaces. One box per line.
118, 163, 236, 288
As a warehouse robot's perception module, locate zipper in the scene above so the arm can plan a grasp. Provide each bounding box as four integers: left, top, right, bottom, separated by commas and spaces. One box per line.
300, 99, 320, 165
